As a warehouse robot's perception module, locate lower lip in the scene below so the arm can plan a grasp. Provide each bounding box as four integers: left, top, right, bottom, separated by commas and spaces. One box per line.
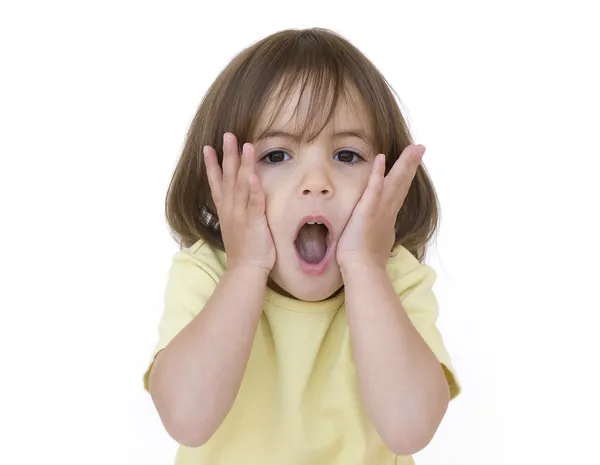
295, 241, 335, 276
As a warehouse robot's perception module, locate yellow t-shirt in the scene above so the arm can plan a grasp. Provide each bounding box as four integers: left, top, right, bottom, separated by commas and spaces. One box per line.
143, 238, 460, 465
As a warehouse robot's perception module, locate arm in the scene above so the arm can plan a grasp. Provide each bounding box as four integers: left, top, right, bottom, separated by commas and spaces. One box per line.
148, 134, 276, 446
341, 260, 450, 455
149, 264, 268, 447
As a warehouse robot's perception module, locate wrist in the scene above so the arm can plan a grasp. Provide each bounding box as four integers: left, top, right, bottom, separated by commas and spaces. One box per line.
226, 262, 271, 283
339, 257, 387, 281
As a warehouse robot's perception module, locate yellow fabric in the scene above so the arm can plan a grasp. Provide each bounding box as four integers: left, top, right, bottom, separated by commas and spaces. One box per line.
144, 238, 460, 465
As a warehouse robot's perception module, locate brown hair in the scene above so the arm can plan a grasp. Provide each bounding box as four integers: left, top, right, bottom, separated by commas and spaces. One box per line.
165, 28, 440, 262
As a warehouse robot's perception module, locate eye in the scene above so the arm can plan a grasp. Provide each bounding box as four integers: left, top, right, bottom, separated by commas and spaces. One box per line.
262, 150, 291, 164
334, 150, 363, 164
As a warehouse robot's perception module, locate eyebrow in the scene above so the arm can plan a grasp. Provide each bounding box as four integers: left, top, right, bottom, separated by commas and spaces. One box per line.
253, 128, 372, 145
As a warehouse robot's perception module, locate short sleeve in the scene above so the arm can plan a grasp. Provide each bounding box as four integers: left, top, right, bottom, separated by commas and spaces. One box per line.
142, 246, 220, 392
389, 247, 461, 400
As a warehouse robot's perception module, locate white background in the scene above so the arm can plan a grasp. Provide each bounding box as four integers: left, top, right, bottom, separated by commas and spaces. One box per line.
1, 1, 599, 464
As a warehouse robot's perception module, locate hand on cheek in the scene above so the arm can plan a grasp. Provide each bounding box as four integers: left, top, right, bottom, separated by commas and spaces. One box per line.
336, 144, 425, 270
203, 133, 277, 272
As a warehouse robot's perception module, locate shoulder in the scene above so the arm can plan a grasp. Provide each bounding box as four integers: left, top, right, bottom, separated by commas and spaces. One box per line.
386, 245, 437, 295
167, 237, 228, 287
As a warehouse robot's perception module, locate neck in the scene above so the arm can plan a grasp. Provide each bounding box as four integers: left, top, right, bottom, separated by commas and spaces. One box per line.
267, 278, 344, 301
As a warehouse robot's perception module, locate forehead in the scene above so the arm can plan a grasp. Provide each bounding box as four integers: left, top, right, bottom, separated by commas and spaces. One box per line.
253, 79, 374, 142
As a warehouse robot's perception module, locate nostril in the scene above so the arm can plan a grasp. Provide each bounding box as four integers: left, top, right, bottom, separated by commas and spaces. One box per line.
301, 188, 330, 196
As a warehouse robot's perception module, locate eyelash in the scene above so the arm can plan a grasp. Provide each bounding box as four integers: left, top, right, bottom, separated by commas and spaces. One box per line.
260, 149, 365, 165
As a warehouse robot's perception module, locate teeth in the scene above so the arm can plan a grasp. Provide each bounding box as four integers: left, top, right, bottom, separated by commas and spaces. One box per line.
306, 221, 323, 225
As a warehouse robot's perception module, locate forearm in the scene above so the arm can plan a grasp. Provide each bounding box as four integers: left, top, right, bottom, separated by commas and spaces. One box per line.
341, 262, 449, 455
149, 264, 268, 446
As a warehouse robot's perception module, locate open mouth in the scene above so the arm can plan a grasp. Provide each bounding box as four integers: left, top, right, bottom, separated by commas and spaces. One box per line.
294, 219, 331, 265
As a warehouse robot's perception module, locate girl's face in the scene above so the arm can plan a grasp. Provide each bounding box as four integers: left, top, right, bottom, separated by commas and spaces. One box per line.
252, 86, 377, 301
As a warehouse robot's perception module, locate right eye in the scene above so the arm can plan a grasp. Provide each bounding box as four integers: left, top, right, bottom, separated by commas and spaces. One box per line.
262, 150, 291, 164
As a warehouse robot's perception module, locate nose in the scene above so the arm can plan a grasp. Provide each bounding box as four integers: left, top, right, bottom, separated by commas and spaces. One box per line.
299, 166, 333, 198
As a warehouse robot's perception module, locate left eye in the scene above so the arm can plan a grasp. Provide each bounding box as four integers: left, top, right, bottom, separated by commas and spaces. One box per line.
334, 150, 362, 164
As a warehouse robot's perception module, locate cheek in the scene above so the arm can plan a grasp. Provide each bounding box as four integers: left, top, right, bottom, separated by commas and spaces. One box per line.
256, 167, 279, 195
338, 167, 372, 203
259, 172, 288, 231
358, 164, 373, 188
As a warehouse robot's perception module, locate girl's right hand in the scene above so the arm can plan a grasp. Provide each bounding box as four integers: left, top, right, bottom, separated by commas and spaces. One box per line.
203, 133, 276, 273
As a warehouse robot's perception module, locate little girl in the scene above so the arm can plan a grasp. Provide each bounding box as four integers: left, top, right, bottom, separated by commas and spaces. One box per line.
143, 27, 460, 465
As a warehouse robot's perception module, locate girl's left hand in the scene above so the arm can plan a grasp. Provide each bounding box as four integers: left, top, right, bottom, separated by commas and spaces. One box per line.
336, 144, 425, 271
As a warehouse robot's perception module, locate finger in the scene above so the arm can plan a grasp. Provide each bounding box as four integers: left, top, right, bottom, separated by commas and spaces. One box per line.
368, 153, 386, 195
358, 153, 386, 212
233, 143, 253, 214
386, 144, 424, 181
222, 133, 241, 204
247, 173, 266, 220
203, 145, 222, 207
384, 145, 425, 206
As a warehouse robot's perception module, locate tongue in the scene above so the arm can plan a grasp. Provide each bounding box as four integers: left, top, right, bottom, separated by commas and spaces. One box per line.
295, 224, 328, 264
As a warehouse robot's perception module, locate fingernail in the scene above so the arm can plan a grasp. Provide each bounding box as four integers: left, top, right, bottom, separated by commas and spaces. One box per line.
202, 146, 208, 157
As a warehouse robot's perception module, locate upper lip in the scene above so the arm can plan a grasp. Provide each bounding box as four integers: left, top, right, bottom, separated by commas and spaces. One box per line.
294, 214, 335, 245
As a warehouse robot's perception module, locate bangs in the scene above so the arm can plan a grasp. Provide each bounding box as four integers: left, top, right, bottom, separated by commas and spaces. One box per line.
222, 29, 381, 147
253, 67, 361, 143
